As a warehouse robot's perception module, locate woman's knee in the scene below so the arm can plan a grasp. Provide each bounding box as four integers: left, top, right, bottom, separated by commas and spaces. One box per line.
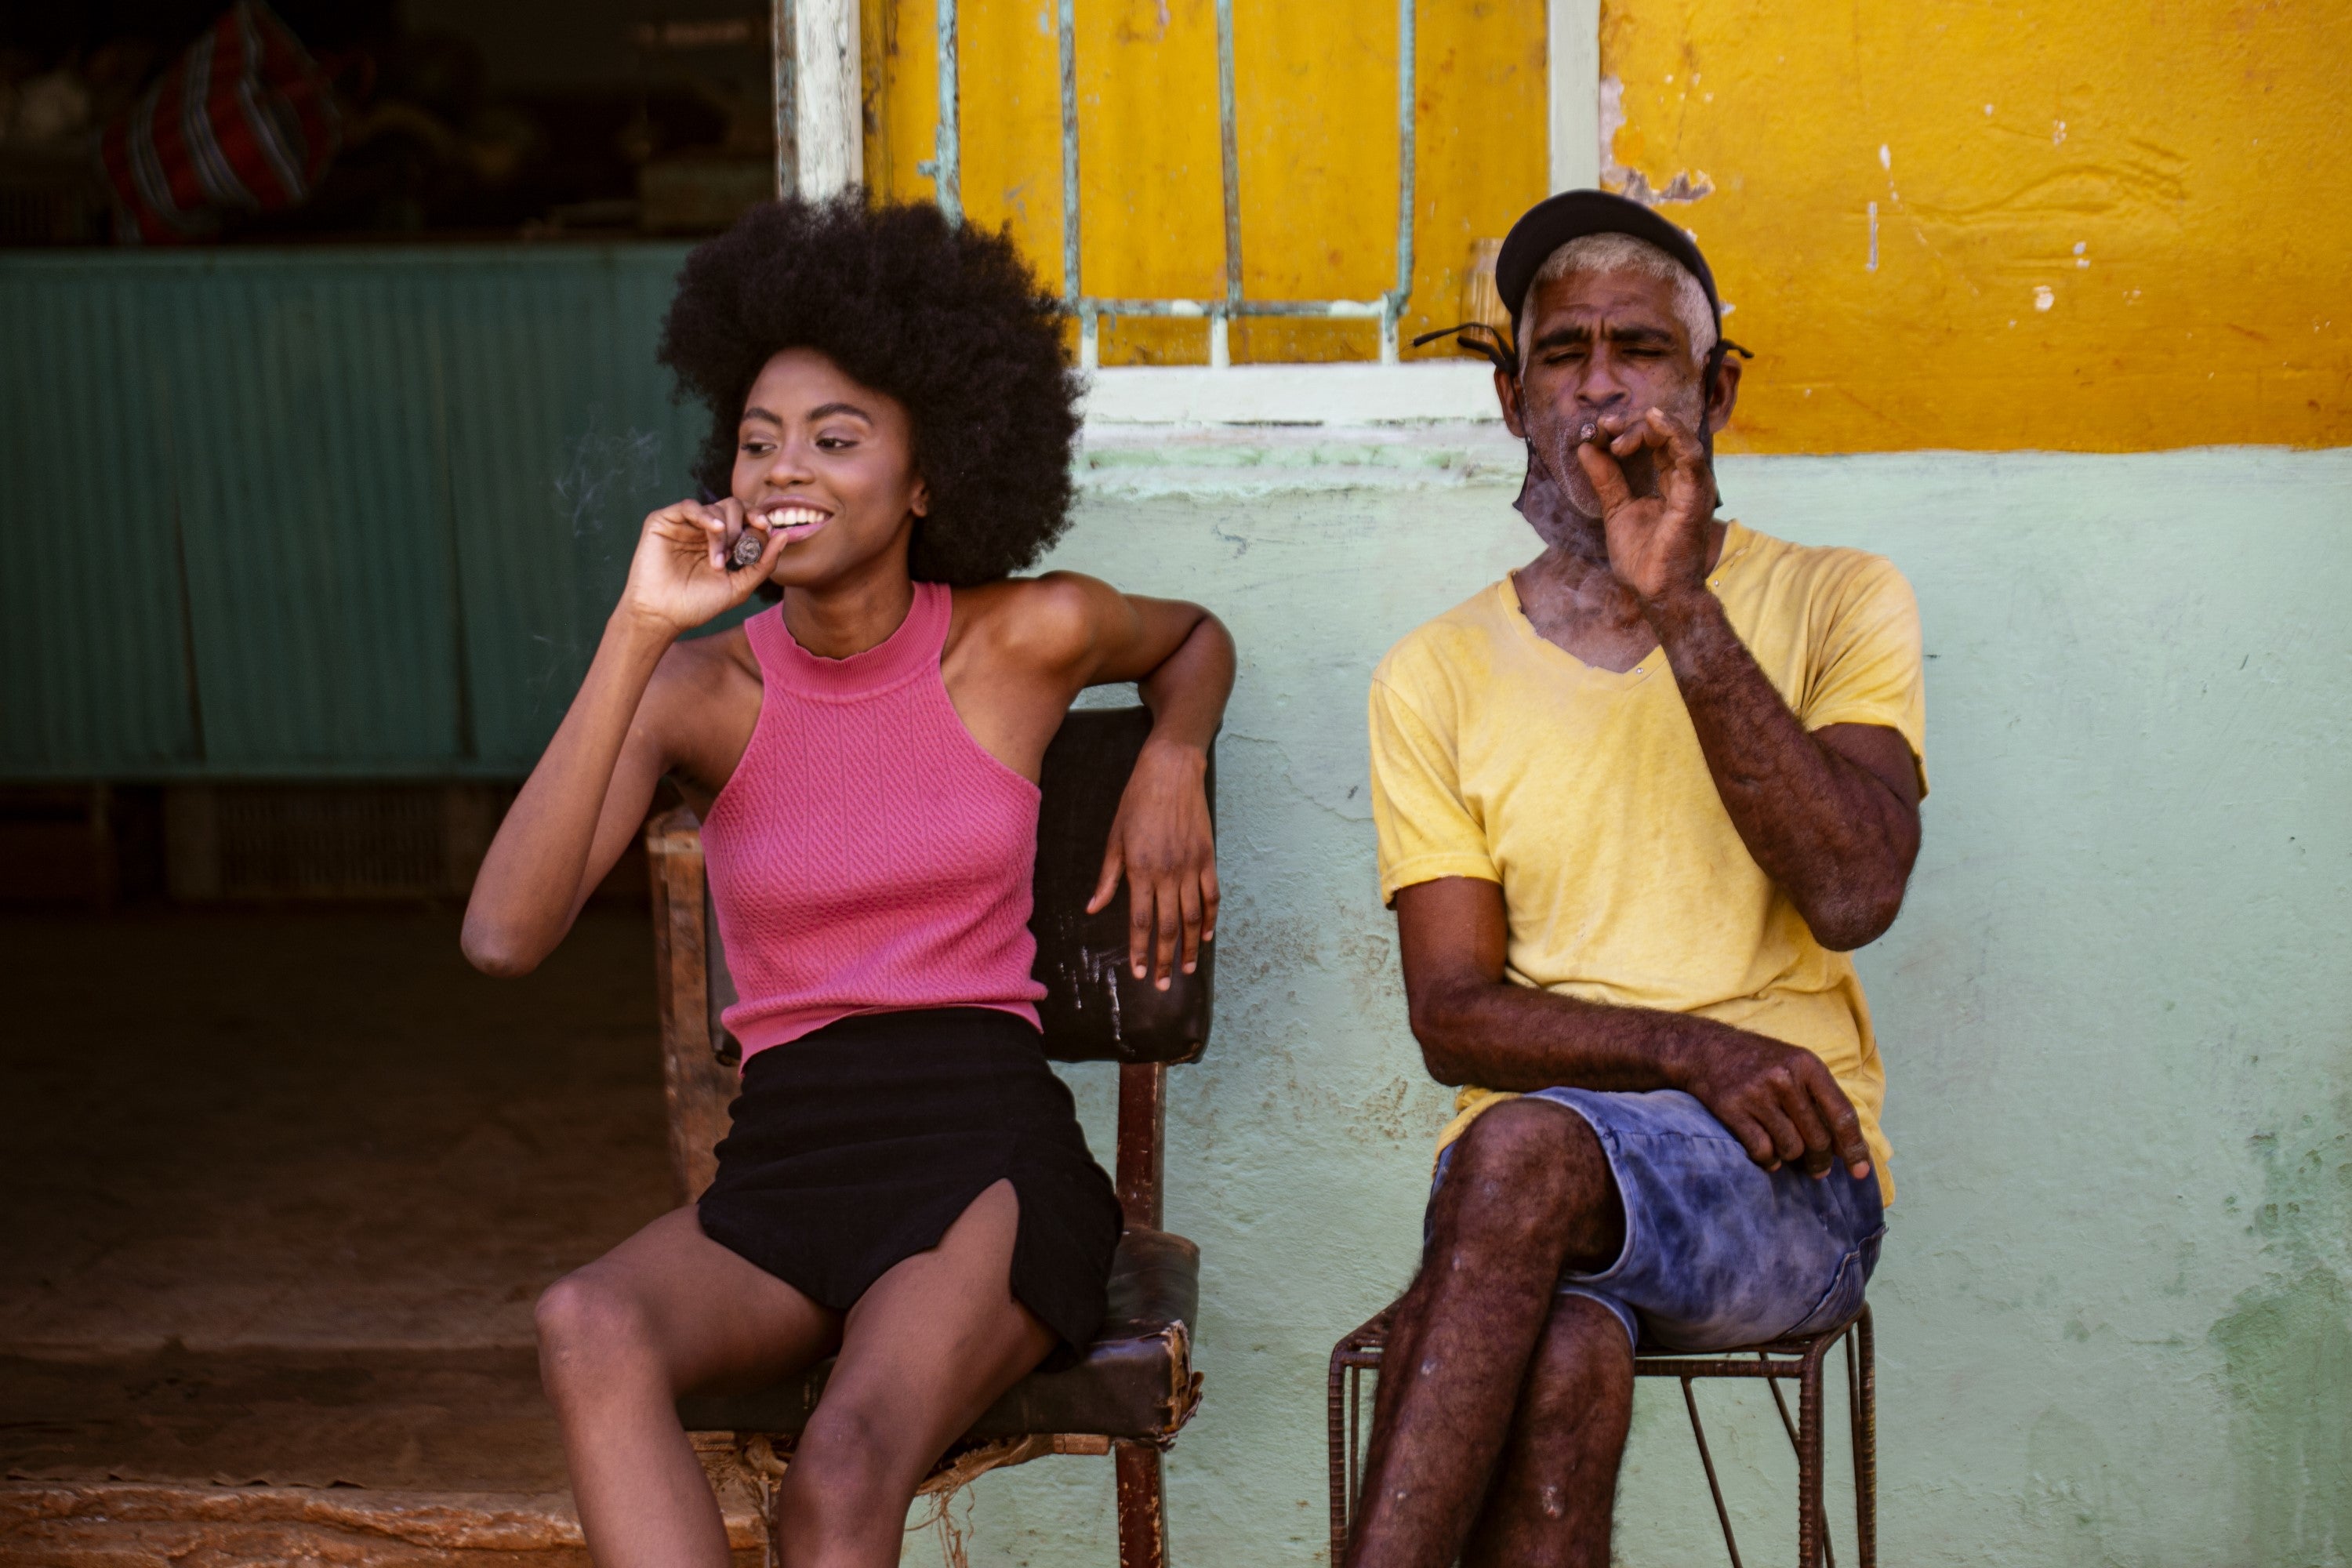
786, 1403, 912, 1521
535, 1270, 660, 1393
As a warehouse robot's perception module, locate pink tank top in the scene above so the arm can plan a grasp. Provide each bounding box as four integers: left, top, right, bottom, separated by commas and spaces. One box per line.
699, 582, 1046, 1058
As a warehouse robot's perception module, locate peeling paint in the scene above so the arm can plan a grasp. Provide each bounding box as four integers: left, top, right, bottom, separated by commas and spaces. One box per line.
1597, 73, 1712, 208
1610, 167, 1714, 206
1596, 74, 1627, 188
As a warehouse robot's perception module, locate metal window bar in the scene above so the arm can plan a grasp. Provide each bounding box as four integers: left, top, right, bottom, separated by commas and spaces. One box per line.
918, 0, 1418, 368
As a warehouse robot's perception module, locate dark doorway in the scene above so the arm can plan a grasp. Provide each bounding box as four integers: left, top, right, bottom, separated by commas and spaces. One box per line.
0, 899, 710, 1559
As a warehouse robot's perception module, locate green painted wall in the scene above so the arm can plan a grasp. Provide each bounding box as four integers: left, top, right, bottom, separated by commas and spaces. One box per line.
920, 444, 2349, 1566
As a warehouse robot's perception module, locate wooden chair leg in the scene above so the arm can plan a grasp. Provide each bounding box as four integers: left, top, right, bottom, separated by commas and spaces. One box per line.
1114, 1440, 1168, 1568
1327, 1347, 1350, 1563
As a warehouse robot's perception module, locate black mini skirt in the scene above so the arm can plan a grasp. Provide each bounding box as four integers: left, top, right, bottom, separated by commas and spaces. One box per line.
697, 1007, 1122, 1366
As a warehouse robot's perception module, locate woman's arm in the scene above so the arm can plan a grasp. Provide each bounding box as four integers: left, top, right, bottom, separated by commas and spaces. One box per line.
949, 572, 1234, 986
1072, 586, 1237, 989
462, 500, 782, 976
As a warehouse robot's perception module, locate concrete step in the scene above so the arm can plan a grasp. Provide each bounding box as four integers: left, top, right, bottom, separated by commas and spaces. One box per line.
0, 1478, 766, 1566
0, 1347, 768, 1566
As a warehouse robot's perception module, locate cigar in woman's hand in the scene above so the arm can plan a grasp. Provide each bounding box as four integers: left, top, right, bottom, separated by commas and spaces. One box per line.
728, 523, 768, 571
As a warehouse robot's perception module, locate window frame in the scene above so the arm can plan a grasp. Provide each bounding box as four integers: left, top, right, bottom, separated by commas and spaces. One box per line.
787, 0, 1601, 426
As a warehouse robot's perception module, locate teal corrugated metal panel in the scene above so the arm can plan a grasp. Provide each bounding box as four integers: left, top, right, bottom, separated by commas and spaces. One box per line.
163, 260, 464, 770
0, 244, 715, 779
0, 258, 202, 774
441, 248, 712, 768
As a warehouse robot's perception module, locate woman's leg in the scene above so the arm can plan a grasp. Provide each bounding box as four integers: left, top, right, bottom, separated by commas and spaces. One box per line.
537, 1206, 843, 1568
771, 1179, 1058, 1568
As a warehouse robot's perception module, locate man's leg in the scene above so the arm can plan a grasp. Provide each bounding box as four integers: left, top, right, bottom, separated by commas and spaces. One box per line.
1461, 1294, 1635, 1568
1344, 1098, 1627, 1568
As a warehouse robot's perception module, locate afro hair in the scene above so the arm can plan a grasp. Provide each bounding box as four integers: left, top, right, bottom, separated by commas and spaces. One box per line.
658, 194, 1081, 586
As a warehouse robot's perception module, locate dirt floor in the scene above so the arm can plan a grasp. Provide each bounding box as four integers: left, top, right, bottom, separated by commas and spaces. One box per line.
0, 904, 766, 1561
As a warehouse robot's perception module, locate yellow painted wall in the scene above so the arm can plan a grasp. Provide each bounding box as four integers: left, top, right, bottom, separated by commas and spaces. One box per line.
1600, 0, 2352, 452
861, 0, 1548, 364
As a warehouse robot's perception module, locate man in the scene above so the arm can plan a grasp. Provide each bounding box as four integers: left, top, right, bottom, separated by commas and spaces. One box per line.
1353, 191, 1926, 1566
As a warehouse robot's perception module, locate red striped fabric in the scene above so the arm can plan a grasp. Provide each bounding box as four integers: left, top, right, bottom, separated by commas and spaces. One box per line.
99, 2, 340, 243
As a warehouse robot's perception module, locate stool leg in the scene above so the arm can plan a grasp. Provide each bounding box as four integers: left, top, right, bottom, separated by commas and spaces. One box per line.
1763, 1354, 1834, 1568
1115, 1441, 1168, 1568
1682, 1377, 1745, 1568
1798, 1344, 1828, 1568
1852, 1308, 1877, 1568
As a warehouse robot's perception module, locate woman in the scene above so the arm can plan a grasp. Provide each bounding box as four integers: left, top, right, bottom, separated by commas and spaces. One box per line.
462, 194, 1233, 1568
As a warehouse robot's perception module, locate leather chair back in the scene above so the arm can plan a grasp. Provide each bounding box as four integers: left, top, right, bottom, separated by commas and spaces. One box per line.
1029, 706, 1214, 1066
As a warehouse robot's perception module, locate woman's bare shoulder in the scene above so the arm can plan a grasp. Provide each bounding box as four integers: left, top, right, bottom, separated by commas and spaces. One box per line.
952, 572, 1120, 669
643, 622, 762, 741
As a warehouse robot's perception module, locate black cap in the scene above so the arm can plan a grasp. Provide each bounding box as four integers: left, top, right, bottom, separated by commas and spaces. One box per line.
1495, 189, 1723, 340
1411, 187, 1748, 372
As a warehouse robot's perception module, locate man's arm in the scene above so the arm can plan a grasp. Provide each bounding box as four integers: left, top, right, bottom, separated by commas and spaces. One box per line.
1581, 409, 1922, 950
1650, 601, 1920, 950
1397, 875, 1873, 1179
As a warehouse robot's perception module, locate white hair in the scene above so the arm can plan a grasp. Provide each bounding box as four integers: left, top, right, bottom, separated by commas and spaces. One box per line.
1517, 232, 1718, 368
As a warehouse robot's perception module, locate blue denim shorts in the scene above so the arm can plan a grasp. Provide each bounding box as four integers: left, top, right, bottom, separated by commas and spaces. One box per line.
1426, 1088, 1885, 1353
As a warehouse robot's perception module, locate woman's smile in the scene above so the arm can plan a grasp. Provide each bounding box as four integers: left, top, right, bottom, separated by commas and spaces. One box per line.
753, 499, 834, 543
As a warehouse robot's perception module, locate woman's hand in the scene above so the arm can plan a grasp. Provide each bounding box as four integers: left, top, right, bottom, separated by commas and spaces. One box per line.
617, 499, 786, 637
1087, 739, 1218, 989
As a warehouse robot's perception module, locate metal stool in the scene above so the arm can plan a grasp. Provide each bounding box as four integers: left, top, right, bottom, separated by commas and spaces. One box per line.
1328, 1303, 1875, 1567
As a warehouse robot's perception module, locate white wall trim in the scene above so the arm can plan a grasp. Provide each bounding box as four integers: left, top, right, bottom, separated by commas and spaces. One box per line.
1548, 0, 1601, 192
1081, 363, 1502, 428
1078, 420, 1526, 495
791, 0, 862, 200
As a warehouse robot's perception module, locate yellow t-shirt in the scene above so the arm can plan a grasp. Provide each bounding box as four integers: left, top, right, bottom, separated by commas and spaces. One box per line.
1367, 522, 1925, 1203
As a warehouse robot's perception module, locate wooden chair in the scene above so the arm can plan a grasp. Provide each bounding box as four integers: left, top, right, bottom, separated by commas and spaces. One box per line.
1327, 1301, 1875, 1568
644, 707, 1211, 1568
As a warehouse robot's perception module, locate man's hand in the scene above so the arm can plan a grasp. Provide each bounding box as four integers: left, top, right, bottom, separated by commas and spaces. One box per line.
1396, 877, 1873, 1184
1668, 1033, 1872, 1181
1573, 406, 1714, 604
